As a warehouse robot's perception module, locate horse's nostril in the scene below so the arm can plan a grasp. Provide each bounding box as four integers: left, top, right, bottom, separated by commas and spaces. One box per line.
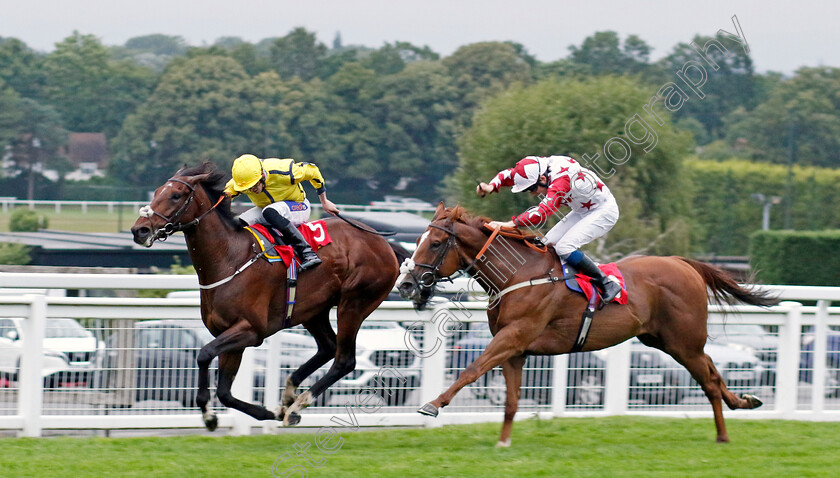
398, 282, 415, 299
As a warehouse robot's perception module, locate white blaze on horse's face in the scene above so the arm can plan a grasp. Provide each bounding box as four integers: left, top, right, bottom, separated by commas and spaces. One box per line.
396, 230, 430, 285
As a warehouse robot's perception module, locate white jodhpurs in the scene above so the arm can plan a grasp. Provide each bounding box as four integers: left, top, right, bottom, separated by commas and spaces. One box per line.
543, 195, 619, 257
239, 199, 312, 227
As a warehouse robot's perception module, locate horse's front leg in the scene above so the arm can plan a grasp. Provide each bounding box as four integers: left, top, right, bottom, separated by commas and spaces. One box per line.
216, 351, 278, 422
497, 355, 526, 448
195, 320, 270, 431
418, 323, 537, 418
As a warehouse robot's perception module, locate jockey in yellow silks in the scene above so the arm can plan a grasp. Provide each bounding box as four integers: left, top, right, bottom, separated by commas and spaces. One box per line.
224, 154, 340, 271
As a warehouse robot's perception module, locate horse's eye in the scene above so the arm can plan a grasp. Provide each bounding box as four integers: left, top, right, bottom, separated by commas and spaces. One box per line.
171, 193, 182, 200
430, 241, 441, 249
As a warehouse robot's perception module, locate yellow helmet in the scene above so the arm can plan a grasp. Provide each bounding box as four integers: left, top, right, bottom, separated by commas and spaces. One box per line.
231, 154, 264, 192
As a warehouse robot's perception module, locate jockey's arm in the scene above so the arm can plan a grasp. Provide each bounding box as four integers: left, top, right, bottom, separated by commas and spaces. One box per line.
318, 192, 340, 216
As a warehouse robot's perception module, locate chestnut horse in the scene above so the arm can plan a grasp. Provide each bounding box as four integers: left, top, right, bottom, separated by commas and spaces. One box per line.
398, 204, 778, 445
131, 162, 403, 428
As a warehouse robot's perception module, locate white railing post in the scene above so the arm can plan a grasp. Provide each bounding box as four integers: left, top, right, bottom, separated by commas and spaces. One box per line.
604, 341, 631, 415
262, 334, 282, 434
420, 309, 444, 427
775, 301, 802, 416
550, 354, 569, 416
18, 294, 46, 437
812, 300, 830, 414
230, 346, 256, 436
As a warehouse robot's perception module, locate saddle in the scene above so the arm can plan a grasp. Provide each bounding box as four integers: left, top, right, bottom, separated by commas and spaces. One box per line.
244, 220, 333, 329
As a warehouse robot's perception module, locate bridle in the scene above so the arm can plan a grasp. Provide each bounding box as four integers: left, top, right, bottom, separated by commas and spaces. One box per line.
138, 177, 224, 244
402, 221, 479, 293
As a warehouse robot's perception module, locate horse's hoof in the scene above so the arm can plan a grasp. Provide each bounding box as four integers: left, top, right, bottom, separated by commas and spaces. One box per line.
495, 439, 511, 448
417, 403, 439, 417
742, 393, 763, 409
202, 411, 218, 432
286, 412, 301, 426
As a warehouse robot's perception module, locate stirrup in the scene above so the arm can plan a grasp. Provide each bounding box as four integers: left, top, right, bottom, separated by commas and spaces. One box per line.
298, 254, 322, 271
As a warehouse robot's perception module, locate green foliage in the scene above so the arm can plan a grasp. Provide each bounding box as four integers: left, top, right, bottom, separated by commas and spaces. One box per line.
726, 67, 840, 167
9, 208, 48, 231
750, 230, 840, 285
687, 158, 840, 255
452, 76, 693, 257
0, 242, 30, 265
568, 31, 655, 77
658, 34, 756, 143
41, 32, 156, 137
270, 27, 327, 81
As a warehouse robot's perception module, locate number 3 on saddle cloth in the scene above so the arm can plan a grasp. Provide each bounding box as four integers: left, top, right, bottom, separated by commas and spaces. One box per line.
244, 220, 333, 328
561, 261, 629, 352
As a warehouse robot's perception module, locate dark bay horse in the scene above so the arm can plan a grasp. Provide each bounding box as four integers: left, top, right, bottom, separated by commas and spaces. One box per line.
398, 203, 778, 445
131, 162, 402, 428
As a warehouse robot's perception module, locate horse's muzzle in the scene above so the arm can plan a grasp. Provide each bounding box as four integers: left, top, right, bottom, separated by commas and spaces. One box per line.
131, 225, 154, 247
398, 280, 416, 300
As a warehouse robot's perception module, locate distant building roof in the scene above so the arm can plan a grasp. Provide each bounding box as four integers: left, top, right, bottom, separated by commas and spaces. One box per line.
66, 133, 109, 168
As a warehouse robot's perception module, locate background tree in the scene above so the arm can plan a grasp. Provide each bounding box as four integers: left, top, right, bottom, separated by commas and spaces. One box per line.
270, 27, 327, 81
725, 67, 840, 168
6, 98, 68, 199
658, 34, 756, 143
42, 32, 156, 138
0, 38, 45, 99
451, 76, 693, 257
111, 55, 261, 185
568, 31, 656, 78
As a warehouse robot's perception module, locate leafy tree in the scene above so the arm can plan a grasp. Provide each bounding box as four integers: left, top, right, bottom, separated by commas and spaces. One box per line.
111, 55, 261, 185
0, 80, 22, 147
0, 38, 45, 99
442, 42, 533, 130
42, 32, 156, 138
0, 242, 31, 265
725, 67, 840, 168
125, 34, 188, 56
451, 76, 693, 257
270, 27, 327, 81
657, 34, 756, 143
6, 98, 68, 199
569, 31, 655, 77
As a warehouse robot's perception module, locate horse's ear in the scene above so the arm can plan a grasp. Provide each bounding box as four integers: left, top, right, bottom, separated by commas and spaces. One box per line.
434, 201, 446, 219
188, 173, 211, 185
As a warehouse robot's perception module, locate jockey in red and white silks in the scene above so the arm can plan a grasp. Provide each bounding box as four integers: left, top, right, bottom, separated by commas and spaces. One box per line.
477, 155, 622, 303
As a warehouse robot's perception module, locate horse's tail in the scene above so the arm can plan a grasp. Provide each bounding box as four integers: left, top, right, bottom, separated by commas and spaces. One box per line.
388, 240, 412, 266
680, 258, 779, 307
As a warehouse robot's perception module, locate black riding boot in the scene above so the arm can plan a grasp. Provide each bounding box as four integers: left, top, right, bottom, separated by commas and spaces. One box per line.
263, 209, 322, 271
573, 252, 622, 304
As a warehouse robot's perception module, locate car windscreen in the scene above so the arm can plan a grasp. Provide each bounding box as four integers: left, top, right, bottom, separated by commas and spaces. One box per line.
45, 318, 91, 338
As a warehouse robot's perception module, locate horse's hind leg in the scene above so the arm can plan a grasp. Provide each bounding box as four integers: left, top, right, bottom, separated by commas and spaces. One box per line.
281, 310, 336, 408
497, 355, 526, 448
673, 352, 761, 443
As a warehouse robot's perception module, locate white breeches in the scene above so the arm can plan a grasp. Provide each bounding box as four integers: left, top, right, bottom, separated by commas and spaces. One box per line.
239, 199, 312, 227
543, 195, 619, 257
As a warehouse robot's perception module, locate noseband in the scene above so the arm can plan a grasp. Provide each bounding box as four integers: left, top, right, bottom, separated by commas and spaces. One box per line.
403, 223, 476, 292
139, 177, 223, 243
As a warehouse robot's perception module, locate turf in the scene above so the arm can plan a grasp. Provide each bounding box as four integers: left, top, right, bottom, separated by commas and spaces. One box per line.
0, 416, 838, 477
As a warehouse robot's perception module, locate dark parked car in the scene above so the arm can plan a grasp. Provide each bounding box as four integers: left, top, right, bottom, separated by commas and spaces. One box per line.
799, 329, 840, 397
448, 323, 760, 406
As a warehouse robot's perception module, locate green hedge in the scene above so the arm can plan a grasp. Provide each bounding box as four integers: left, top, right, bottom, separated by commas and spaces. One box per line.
687, 158, 840, 255
750, 230, 840, 286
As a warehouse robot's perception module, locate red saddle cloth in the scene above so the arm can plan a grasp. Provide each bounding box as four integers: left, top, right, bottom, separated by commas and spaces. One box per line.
248, 220, 332, 266
574, 263, 629, 305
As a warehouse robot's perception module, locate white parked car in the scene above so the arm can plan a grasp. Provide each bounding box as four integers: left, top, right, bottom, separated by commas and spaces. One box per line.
0, 317, 101, 387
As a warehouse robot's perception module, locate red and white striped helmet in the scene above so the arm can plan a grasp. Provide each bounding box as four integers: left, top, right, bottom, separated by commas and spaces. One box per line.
510, 157, 543, 193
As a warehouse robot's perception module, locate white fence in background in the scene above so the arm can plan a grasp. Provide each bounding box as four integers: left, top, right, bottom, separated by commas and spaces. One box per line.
0, 273, 839, 437
0, 199, 436, 215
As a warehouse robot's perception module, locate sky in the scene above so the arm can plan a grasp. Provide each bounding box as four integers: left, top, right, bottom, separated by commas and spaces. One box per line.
3, 0, 838, 74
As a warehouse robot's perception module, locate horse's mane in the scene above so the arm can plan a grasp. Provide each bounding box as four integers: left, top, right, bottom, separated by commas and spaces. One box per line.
440, 205, 544, 246
177, 162, 242, 230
